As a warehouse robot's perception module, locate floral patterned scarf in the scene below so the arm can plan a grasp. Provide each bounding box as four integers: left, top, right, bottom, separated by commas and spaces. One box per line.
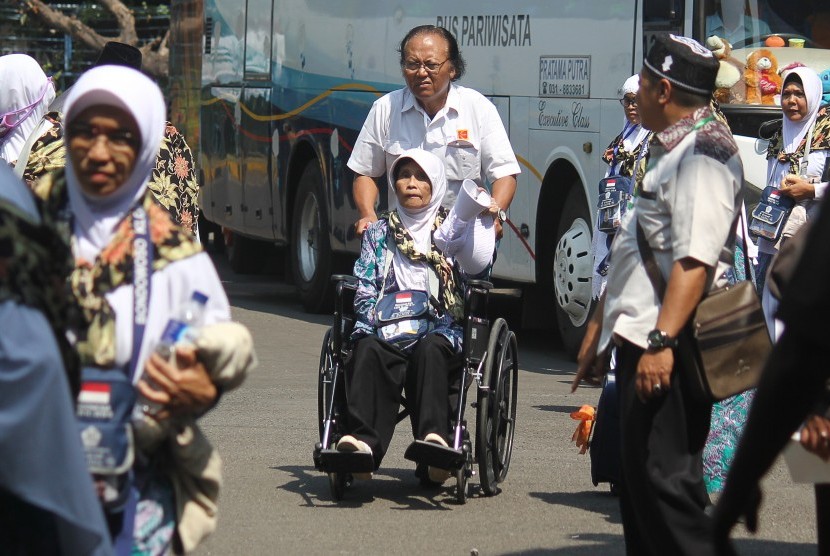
767, 107, 830, 173
387, 208, 463, 320
34, 169, 201, 368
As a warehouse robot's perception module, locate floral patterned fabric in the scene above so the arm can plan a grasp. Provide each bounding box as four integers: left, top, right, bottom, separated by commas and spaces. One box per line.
387, 209, 463, 320
24, 116, 199, 237
147, 124, 199, 237
352, 214, 464, 352
703, 246, 756, 494
33, 169, 201, 368
766, 107, 830, 172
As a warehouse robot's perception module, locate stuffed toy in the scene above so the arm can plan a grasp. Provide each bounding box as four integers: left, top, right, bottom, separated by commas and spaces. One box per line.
820, 69, 830, 105
745, 49, 782, 105
706, 35, 745, 104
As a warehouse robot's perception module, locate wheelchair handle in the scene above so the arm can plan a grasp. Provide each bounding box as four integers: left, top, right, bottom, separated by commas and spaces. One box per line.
466, 279, 493, 290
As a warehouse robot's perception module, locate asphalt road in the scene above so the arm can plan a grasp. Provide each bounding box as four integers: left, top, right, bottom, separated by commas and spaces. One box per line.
195, 255, 817, 555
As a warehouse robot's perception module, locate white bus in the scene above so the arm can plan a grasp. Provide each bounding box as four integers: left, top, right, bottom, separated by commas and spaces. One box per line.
169, 0, 830, 355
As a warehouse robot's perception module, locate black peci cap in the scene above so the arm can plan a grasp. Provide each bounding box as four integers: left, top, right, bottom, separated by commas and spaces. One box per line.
644, 33, 719, 96
94, 41, 142, 70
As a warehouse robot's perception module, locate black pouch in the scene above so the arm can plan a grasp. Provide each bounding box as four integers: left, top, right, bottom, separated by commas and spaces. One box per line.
375, 289, 432, 351
596, 175, 633, 233
76, 365, 136, 512
749, 186, 795, 242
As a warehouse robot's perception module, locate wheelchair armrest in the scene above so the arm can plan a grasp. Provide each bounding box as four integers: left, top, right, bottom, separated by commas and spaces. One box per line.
331, 274, 358, 287
466, 279, 493, 290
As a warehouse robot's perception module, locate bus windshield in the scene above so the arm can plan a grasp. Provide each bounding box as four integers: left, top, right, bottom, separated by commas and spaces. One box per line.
702, 0, 829, 106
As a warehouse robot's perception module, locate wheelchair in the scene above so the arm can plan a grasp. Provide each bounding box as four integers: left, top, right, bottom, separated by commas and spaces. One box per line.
312, 275, 518, 503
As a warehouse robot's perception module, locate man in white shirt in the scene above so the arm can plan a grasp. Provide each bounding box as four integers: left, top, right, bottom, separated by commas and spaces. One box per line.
347, 25, 520, 238
574, 34, 742, 555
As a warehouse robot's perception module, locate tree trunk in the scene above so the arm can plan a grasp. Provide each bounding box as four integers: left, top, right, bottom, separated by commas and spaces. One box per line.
24, 0, 169, 79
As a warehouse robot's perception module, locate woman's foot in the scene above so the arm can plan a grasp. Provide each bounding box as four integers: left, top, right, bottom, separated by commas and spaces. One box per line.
336, 435, 373, 480
423, 433, 452, 484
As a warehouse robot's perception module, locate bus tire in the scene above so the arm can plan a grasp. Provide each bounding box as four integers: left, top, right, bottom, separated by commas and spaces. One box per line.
552, 186, 594, 358
291, 163, 334, 313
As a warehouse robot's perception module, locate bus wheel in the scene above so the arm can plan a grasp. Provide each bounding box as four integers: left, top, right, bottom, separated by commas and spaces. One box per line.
552, 187, 594, 357
291, 163, 334, 313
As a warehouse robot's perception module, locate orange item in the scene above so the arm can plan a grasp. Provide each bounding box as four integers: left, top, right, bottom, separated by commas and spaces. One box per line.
765, 35, 786, 48
570, 405, 596, 455
457, 129, 468, 140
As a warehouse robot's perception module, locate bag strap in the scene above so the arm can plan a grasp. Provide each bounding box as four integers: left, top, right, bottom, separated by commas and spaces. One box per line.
129, 204, 152, 380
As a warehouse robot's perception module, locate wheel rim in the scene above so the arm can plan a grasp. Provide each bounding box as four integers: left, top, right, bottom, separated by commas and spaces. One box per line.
553, 217, 593, 328
318, 330, 334, 444
297, 191, 321, 283
493, 332, 518, 481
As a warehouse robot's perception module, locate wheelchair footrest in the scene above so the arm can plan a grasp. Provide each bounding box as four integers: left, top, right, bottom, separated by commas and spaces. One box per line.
404, 440, 464, 471
318, 449, 375, 474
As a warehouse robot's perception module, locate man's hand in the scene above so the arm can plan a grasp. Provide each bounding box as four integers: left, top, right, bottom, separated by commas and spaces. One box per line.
137, 347, 218, 420
800, 415, 830, 460
354, 214, 378, 237
635, 348, 673, 403
354, 174, 380, 237
572, 296, 605, 392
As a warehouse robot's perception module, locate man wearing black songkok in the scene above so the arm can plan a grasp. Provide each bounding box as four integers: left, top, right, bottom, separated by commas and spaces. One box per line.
575, 33, 742, 554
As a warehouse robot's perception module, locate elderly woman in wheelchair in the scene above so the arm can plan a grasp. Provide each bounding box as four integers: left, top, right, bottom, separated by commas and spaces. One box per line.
315, 148, 518, 502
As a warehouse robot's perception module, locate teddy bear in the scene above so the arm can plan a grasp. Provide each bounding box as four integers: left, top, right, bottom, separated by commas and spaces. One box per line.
820, 68, 830, 105
744, 49, 782, 105
705, 35, 745, 104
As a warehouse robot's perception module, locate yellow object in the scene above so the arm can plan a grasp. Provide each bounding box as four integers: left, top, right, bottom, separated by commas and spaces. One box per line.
570, 405, 596, 455
789, 38, 805, 48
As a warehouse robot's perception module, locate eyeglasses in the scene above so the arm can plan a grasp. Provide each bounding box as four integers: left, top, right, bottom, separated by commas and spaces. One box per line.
619, 97, 637, 107
66, 123, 139, 152
403, 59, 449, 74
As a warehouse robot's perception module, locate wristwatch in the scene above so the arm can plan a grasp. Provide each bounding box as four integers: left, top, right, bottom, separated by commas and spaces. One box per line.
496, 208, 507, 223
646, 329, 678, 350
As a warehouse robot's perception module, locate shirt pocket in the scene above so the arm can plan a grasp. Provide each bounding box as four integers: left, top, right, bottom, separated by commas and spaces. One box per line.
444, 138, 481, 181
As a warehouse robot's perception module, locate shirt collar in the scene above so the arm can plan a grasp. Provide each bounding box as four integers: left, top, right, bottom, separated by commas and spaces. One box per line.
654, 105, 713, 152
401, 83, 459, 119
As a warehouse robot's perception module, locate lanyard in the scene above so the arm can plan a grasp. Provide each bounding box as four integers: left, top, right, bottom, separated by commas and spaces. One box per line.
129, 204, 152, 380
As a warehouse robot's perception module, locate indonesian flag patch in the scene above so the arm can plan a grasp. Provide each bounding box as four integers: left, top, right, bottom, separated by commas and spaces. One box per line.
395, 292, 412, 304
79, 382, 111, 405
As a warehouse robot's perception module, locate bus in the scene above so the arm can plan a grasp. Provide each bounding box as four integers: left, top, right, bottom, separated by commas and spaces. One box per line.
168, 0, 830, 356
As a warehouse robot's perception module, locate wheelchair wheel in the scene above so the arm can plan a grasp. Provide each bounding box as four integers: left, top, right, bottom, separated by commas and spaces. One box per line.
328, 472, 350, 501
455, 468, 467, 504
317, 328, 336, 447
476, 318, 519, 496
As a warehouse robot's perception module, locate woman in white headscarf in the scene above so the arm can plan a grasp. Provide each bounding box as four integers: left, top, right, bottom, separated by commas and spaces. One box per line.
756, 66, 829, 340
0, 53, 56, 164
338, 148, 468, 486
34, 64, 245, 554
591, 74, 651, 301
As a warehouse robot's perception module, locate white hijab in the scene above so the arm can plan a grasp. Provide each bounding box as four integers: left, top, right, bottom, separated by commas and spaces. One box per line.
618, 74, 650, 154
63, 65, 166, 262
387, 149, 447, 291
782, 67, 823, 155
0, 54, 56, 163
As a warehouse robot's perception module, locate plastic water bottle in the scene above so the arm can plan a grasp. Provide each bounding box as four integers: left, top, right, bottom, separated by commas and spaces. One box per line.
155, 290, 209, 361
138, 291, 209, 415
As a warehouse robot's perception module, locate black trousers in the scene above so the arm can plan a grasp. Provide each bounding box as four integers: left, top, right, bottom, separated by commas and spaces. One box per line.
616, 340, 714, 555
344, 334, 462, 469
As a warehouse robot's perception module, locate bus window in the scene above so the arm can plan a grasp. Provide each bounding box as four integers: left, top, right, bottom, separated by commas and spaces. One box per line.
644, 0, 685, 54
244, 0, 272, 79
